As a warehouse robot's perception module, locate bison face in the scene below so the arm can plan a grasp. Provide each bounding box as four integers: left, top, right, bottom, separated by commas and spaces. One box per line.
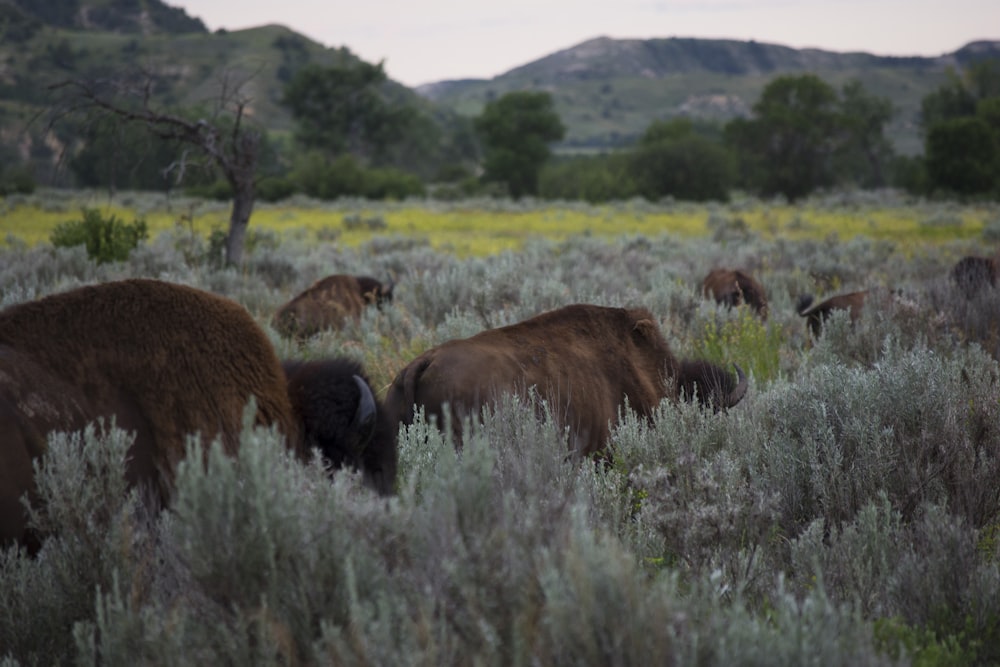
356, 276, 394, 309
282, 359, 397, 495
677, 360, 748, 411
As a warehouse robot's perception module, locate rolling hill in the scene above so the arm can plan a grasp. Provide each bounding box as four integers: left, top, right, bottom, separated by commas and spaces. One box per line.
417, 36, 1000, 155
1, 0, 998, 172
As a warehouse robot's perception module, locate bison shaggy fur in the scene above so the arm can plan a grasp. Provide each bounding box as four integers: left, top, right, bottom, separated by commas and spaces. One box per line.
272, 274, 394, 339
796, 290, 868, 337
0, 279, 396, 551
950, 255, 997, 299
702, 268, 769, 319
384, 303, 747, 457
283, 358, 397, 495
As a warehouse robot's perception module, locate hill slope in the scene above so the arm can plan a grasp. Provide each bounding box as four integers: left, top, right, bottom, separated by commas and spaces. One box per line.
1, 0, 998, 169
418, 36, 1000, 154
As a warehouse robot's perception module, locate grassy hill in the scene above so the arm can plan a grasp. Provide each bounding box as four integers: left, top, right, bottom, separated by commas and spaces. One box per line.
418, 37, 1000, 155
1, 0, 998, 172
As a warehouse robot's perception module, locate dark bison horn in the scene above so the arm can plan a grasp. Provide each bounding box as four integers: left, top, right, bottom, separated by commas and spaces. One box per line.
725, 363, 748, 408
352, 374, 378, 448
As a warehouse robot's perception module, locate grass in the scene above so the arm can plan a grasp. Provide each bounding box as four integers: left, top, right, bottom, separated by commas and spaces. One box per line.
1, 189, 994, 256
3, 188, 1000, 665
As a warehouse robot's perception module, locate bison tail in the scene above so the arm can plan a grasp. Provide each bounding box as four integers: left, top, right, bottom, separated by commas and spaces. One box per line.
389, 356, 433, 426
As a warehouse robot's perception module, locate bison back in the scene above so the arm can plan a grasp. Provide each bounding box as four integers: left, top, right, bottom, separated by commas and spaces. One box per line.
385, 304, 679, 456
272, 275, 368, 339
0, 279, 300, 516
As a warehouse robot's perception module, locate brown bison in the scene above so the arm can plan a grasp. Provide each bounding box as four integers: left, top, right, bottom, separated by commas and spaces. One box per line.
796, 290, 868, 337
702, 268, 769, 319
0, 279, 396, 552
384, 303, 747, 457
950, 255, 997, 299
272, 274, 394, 339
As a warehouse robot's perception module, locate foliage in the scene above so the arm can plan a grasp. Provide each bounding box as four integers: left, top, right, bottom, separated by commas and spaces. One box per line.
0, 164, 35, 195
538, 153, 637, 203
925, 117, 999, 195
726, 75, 850, 200
475, 91, 566, 198
49, 207, 148, 263
919, 59, 1000, 197
282, 61, 420, 167
289, 152, 424, 201
629, 118, 735, 202
7, 193, 1000, 664
691, 307, 783, 382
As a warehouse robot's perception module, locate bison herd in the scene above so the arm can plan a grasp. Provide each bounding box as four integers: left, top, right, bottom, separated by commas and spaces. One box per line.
1, 251, 994, 552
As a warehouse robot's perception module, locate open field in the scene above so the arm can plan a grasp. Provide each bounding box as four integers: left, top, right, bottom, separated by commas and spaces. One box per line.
1, 188, 995, 256
2, 190, 1000, 665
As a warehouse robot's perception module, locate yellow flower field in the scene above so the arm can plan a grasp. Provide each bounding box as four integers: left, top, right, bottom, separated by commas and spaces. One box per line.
0, 189, 992, 256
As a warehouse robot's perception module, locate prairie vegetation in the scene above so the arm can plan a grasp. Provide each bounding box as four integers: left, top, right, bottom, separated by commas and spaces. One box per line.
2, 190, 999, 665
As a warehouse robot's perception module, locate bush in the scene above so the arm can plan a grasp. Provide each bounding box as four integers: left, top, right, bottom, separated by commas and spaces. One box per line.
49, 208, 148, 263
0, 165, 36, 195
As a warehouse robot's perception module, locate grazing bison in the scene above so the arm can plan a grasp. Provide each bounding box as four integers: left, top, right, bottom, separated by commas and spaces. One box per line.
796, 290, 868, 337
272, 274, 394, 340
283, 358, 396, 496
950, 255, 997, 299
702, 268, 769, 319
0, 279, 396, 552
384, 303, 747, 457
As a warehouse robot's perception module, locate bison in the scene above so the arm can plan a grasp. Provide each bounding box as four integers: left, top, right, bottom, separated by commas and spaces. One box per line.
384, 303, 747, 457
272, 274, 394, 340
950, 255, 997, 299
702, 268, 769, 319
0, 279, 396, 552
796, 290, 868, 337
283, 358, 397, 496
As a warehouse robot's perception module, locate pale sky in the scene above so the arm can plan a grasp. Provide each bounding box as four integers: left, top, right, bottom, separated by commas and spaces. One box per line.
170, 0, 1000, 88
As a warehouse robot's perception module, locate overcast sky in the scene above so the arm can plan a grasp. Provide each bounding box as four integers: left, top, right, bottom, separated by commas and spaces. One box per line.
169, 0, 1000, 88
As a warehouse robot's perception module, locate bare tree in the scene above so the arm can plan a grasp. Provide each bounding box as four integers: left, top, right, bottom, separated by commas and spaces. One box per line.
49, 68, 262, 266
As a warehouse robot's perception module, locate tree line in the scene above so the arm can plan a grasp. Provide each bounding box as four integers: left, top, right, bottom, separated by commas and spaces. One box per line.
2, 54, 997, 264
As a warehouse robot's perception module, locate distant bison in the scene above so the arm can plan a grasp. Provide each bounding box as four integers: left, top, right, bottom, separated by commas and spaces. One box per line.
384, 303, 747, 457
796, 290, 868, 337
702, 268, 769, 319
272, 274, 394, 339
0, 279, 396, 552
950, 255, 997, 299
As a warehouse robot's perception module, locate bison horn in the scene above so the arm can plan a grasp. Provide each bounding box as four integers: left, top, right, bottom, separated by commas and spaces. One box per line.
724, 363, 748, 409
351, 374, 378, 448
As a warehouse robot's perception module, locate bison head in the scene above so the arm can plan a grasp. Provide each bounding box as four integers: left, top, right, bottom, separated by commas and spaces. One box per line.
283, 358, 397, 496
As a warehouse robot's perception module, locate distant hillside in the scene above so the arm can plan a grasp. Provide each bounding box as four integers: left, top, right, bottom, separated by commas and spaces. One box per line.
1, 0, 998, 178
1, 0, 207, 38
418, 37, 1000, 154
0, 14, 447, 182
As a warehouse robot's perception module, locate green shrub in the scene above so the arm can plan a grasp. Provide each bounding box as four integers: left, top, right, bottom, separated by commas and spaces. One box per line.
0, 165, 36, 195
690, 305, 784, 382
49, 208, 148, 264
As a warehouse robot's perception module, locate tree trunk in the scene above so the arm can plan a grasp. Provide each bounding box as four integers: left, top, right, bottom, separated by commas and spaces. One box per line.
225, 180, 255, 266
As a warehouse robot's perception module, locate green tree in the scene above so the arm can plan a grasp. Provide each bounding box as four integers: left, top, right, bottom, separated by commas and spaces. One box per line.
725, 74, 841, 200
474, 91, 565, 198
920, 59, 1000, 196
69, 116, 183, 190
925, 117, 998, 195
628, 118, 734, 202
282, 61, 413, 164
539, 153, 636, 203
836, 80, 895, 188
922, 60, 1000, 128
51, 70, 269, 266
